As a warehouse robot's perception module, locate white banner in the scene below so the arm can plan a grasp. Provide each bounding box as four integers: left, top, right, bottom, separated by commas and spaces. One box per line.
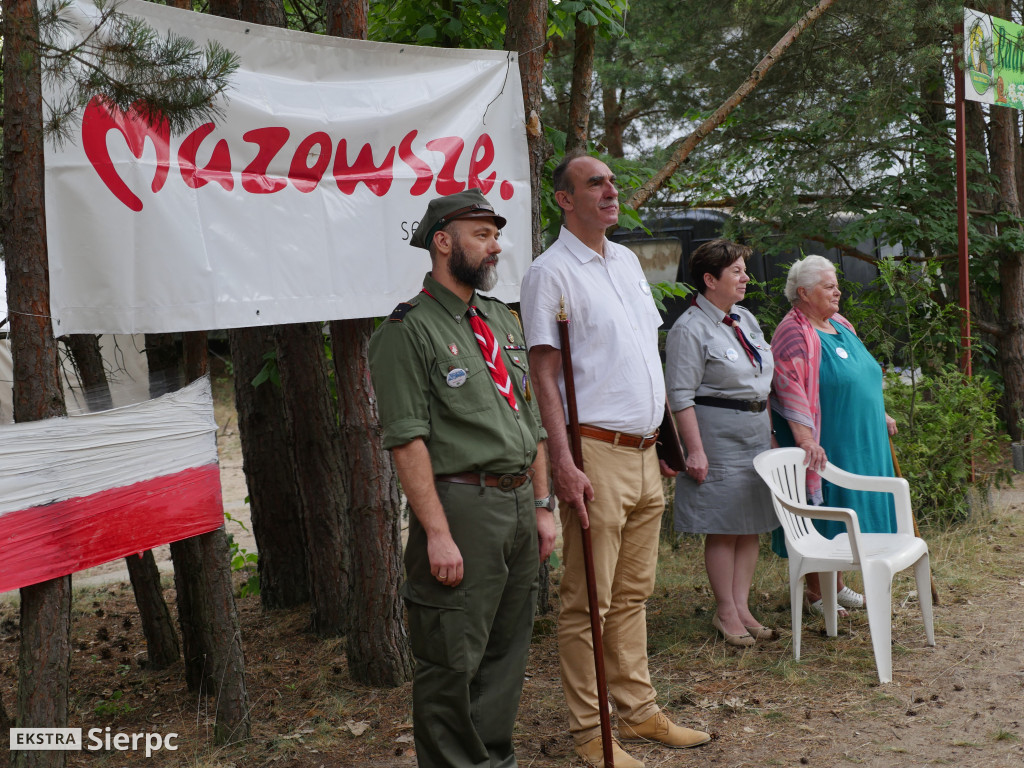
43, 0, 530, 334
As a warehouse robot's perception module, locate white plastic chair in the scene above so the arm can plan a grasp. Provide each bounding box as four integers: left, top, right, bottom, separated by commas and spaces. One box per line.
753, 447, 935, 683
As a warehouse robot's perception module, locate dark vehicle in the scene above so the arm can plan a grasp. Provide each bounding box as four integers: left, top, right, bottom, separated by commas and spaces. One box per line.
611, 207, 889, 330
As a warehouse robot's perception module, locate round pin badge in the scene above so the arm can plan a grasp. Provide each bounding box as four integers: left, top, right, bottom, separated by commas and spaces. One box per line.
640, 280, 652, 295
835, 347, 849, 359
446, 368, 468, 388
725, 348, 739, 362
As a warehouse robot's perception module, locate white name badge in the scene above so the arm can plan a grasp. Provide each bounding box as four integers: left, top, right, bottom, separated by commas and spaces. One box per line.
835, 347, 849, 359
447, 368, 468, 388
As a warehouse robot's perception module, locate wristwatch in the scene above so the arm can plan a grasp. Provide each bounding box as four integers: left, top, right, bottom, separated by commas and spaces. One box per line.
534, 495, 554, 511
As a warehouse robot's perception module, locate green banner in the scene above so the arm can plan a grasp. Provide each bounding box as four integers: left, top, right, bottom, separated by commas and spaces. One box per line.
965, 8, 1024, 109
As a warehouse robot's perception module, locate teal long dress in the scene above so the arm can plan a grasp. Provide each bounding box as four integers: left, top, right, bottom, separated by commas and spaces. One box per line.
772, 320, 896, 554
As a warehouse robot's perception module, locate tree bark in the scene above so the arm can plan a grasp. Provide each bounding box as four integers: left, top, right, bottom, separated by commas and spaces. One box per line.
989, 100, 1024, 441
125, 551, 181, 669
221, 0, 311, 613
228, 326, 310, 609
323, 0, 411, 683
169, 334, 251, 744
274, 322, 351, 636
207, 0, 241, 19
626, 0, 839, 211
565, 17, 596, 154
144, 333, 183, 398
325, 0, 366, 39
64, 334, 181, 669
505, 0, 549, 259
4, 0, 71, 763
601, 85, 625, 159
330, 318, 413, 685
506, 0, 553, 612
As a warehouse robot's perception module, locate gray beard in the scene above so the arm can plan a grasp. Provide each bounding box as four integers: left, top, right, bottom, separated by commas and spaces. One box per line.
449, 243, 498, 292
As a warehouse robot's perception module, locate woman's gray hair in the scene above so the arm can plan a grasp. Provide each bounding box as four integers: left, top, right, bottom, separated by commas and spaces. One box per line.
784, 254, 836, 304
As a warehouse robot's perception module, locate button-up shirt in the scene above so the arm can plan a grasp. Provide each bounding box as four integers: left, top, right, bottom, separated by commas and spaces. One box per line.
665, 292, 774, 411
520, 226, 665, 435
369, 273, 546, 475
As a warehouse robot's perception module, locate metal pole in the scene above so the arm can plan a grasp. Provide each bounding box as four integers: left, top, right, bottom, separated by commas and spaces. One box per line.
955, 31, 973, 376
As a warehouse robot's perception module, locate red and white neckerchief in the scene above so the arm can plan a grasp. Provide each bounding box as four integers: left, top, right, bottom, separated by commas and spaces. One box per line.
466, 305, 518, 412
421, 288, 518, 412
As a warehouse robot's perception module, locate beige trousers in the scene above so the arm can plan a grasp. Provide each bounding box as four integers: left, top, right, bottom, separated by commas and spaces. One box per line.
557, 437, 664, 744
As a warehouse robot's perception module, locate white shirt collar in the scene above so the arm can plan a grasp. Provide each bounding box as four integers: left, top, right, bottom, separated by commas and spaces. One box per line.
558, 226, 609, 264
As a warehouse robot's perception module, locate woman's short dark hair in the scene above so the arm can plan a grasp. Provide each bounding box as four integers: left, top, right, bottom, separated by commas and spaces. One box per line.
689, 239, 752, 294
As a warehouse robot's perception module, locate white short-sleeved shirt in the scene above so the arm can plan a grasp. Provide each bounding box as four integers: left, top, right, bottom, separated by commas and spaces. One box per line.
520, 226, 665, 435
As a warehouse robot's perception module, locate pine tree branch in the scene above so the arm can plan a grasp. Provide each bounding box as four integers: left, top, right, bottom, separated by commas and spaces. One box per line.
625, 0, 839, 211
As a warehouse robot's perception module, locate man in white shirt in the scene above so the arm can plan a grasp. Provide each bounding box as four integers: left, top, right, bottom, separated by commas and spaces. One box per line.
520, 151, 711, 768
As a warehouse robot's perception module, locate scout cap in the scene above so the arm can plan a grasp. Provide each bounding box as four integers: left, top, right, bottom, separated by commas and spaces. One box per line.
410, 188, 507, 250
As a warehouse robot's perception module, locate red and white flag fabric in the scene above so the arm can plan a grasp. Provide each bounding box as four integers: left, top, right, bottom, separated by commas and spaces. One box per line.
0, 377, 223, 593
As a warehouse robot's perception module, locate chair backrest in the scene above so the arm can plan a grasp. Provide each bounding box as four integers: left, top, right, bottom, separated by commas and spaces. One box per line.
753, 447, 833, 555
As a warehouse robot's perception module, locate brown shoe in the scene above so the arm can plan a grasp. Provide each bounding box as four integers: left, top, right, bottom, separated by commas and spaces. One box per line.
575, 736, 644, 768
619, 711, 711, 749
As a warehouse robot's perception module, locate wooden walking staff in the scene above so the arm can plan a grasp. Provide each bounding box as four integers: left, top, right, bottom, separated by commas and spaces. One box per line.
557, 296, 615, 768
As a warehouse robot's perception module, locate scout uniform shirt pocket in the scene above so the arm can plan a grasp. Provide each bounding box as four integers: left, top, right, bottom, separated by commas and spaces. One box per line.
503, 348, 530, 400
436, 354, 493, 414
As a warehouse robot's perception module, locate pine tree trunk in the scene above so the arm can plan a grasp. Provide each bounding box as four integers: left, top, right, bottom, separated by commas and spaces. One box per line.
330, 318, 413, 685
228, 326, 310, 609
4, 0, 72, 763
323, 0, 411, 688
990, 104, 1024, 441
505, 0, 548, 258
274, 322, 351, 636
124, 551, 180, 668
223, 0, 311, 612
601, 86, 625, 159
144, 333, 184, 397
565, 18, 596, 154
506, 0, 552, 612
170, 334, 250, 744
64, 334, 181, 668
62, 334, 113, 410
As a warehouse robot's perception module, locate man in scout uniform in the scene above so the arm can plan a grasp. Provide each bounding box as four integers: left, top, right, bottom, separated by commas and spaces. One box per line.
369, 189, 556, 768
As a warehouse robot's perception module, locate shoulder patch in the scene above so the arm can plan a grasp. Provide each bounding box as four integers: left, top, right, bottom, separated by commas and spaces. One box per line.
386, 302, 416, 322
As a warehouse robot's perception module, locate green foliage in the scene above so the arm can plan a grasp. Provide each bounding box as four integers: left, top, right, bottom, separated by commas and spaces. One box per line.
225, 511, 260, 598
649, 280, 692, 313
548, 0, 629, 39
368, 0, 506, 47
94, 689, 133, 717
38, 0, 239, 144
844, 257, 964, 377
885, 367, 1009, 527
251, 350, 280, 390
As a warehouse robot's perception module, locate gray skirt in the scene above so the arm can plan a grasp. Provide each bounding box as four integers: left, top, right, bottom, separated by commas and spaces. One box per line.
673, 404, 777, 535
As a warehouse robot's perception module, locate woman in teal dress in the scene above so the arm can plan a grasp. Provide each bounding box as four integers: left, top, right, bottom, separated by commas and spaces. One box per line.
769, 255, 897, 615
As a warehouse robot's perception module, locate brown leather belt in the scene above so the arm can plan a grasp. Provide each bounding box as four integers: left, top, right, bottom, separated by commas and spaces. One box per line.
693, 396, 768, 413
578, 424, 659, 450
435, 470, 533, 491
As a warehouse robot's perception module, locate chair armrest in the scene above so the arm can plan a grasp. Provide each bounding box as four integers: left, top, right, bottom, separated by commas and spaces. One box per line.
776, 496, 864, 562
819, 462, 916, 536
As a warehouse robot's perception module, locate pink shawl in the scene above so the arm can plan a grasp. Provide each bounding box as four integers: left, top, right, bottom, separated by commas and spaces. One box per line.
769, 306, 855, 499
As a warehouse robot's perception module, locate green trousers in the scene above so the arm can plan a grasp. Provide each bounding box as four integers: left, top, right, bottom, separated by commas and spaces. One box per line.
402, 480, 539, 768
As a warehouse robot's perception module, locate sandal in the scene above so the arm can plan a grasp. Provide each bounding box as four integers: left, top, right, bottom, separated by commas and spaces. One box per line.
836, 586, 865, 610
805, 598, 848, 619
